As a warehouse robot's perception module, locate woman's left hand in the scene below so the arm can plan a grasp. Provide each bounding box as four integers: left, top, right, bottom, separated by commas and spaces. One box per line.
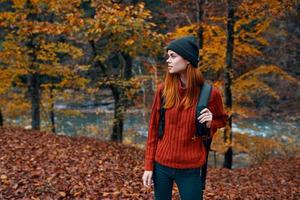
197, 108, 213, 128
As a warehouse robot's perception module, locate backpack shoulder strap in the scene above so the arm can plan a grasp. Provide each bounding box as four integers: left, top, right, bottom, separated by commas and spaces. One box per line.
158, 95, 166, 139
196, 82, 212, 137
196, 82, 212, 113
198, 83, 213, 191
158, 84, 165, 139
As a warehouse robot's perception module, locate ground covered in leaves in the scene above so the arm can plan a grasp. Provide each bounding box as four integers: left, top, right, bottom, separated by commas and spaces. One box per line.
0, 127, 299, 199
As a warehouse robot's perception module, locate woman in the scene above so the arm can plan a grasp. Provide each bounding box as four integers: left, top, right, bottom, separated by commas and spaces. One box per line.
142, 35, 228, 200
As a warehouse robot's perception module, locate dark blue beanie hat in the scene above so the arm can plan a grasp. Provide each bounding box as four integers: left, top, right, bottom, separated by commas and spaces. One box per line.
166, 35, 199, 68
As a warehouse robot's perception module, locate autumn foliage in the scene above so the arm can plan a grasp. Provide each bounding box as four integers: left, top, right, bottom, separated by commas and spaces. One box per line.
0, 127, 299, 199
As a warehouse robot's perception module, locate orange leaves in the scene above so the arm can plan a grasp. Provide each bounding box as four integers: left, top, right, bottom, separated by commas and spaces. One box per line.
0, 12, 25, 27
0, 127, 299, 199
124, 39, 135, 46
17, 21, 70, 36
85, 1, 164, 57
0, 0, 88, 118
233, 64, 299, 107
65, 13, 84, 27
0, 91, 31, 118
12, 0, 26, 9
40, 42, 84, 59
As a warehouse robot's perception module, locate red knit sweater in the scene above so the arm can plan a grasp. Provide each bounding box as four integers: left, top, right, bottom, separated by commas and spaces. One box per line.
144, 81, 228, 171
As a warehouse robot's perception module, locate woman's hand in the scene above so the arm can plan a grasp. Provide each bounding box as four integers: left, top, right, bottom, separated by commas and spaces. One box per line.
142, 171, 153, 188
197, 108, 213, 128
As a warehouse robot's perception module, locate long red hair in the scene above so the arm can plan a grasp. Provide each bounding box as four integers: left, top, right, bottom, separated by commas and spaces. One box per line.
163, 64, 205, 109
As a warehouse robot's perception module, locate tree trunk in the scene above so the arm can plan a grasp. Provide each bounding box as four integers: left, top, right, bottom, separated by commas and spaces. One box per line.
110, 53, 132, 143
196, 0, 204, 63
90, 41, 133, 143
122, 52, 132, 79
110, 86, 124, 142
223, 0, 235, 169
50, 87, 55, 133
90, 40, 122, 142
30, 73, 41, 130
0, 109, 3, 127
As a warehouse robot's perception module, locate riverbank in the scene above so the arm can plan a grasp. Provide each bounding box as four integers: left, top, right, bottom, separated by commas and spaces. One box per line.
0, 127, 299, 199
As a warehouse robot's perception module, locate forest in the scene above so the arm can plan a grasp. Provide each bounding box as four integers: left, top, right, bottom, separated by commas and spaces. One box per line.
0, 0, 299, 199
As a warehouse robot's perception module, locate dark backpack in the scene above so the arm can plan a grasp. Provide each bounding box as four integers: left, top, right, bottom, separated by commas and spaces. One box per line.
157, 82, 213, 191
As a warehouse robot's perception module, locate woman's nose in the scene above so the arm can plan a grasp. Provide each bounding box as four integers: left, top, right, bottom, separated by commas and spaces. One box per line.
166, 57, 170, 63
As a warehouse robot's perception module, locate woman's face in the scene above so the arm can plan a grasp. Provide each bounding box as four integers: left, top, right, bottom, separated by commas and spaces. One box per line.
166, 50, 189, 74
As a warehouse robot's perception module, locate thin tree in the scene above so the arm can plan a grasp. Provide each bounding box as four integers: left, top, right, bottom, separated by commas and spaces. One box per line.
223, 0, 235, 169
196, 0, 205, 61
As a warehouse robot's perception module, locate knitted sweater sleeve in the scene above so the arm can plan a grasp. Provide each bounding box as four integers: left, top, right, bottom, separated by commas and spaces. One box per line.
144, 84, 163, 171
208, 87, 228, 138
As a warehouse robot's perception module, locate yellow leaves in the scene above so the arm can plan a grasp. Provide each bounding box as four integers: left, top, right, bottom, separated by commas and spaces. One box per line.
0, 12, 25, 27
207, 16, 226, 23
30, 0, 42, 5
39, 64, 70, 76
212, 130, 292, 165
0, 90, 31, 118
28, 22, 69, 36
234, 132, 283, 164
211, 129, 231, 153
235, 17, 271, 42
0, 0, 162, 125
57, 43, 83, 59
40, 42, 83, 60
232, 105, 257, 118
0, 69, 15, 94
238, 65, 298, 83
47, 0, 82, 14
2, 40, 21, 52
86, 88, 99, 95
65, 13, 84, 27
168, 4, 273, 73
167, 24, 197, 39
12, 0, 26, 9
77, 65, 91, 71
238, 0, 289, 18
233, 64, 299, 106
234, 77, 279, 100
235, 43, 262, 58
83, 1, 163, 57
58, 76, 88, 89
36, 49, 58, 63
0, 43, 30, 69
124, 39, 135, 46
255, 36, 269, 46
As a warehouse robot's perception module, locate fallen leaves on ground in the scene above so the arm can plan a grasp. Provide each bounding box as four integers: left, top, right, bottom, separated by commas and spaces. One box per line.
0, 127, 299, 199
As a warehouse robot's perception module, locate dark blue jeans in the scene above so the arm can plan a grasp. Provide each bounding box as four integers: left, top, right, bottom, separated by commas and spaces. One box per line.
153, 161, 203, 200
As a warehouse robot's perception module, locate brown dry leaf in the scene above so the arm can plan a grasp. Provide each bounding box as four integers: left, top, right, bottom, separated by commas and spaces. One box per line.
58, 191, 66, 197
